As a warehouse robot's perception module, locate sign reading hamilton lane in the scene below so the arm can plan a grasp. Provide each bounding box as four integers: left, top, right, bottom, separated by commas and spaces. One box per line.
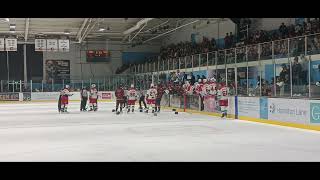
268, 98, 309, 124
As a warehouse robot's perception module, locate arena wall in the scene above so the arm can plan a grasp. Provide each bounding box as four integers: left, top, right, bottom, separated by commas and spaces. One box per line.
42, 41, 161, 80
161, 19, 236, 47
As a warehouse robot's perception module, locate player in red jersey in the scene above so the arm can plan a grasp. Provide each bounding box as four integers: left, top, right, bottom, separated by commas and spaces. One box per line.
182, 81, 194, 95
217, 82, 229, 118
127, 84, 138, 113
155, 82, 165, 112
115, 84, 125, 115
58, 85, 73, 113
195, 79, 205, 111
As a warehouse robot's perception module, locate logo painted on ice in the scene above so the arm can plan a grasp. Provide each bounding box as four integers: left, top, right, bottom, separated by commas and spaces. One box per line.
269, 103, 275, 113
310, 103, 320, 123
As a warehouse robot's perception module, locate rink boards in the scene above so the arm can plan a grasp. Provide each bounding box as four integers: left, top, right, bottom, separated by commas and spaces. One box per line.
162, 95, 320, 131
0, 91, 115, 102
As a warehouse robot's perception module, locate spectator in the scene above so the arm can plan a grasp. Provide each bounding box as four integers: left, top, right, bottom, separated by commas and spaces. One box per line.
292, 56, 302, 96
279, 64, 290, 96
229, 32, 234, 47
224, 33, 230, 49
300, 55, 309, 86
196, 75, 201, 82
279, 23, 288, 39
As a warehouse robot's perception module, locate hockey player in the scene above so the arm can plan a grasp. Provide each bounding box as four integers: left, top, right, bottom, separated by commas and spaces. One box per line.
145, 83, 157, 114
195, 79, 205, 111
59, 85, 73, 113
183, 81, 194, 95
115, 84, 125, 115
217, 82, 229, 118
89, 84, 98, 111
155, 82, 165, 112
80, 86, 88, 111
207, 77, 217, 96
139, 88, 147, 111
127, 84, 138, 113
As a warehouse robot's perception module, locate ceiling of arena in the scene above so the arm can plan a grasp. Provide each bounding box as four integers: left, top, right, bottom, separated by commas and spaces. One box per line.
0, 18, 224, 44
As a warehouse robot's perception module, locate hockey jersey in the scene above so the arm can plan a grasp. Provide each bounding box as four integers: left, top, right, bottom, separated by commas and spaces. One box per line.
89, 88, 98, 99
156, 85, 165, 99
206, 82, 217, 95
127, 88, 138, 100
195, 83, 204, 96
183, 83, 194, 95
147, 88, 157, 100
115, 88, 125, 100
60, 88, 71, 96
217, 86, 229, 100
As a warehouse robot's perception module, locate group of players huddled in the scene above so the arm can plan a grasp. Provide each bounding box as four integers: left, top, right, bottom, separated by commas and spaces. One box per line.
57, 77, 229, 118
58, 84, 99, 113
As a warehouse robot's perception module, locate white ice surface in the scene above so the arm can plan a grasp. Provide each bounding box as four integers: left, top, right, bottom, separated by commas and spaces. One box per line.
0, 102, 320, 162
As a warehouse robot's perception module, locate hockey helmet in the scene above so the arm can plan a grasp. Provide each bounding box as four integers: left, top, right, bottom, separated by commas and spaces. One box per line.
150, 83, 154, 88
131, 84, 134, 88
210, 77, 216, 82
65, 85, 70, 89
198, 79, 202, 83
91, 84, 96, 88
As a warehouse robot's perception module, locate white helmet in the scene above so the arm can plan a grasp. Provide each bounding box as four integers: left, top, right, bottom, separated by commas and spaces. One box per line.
150, 83, 154, 88
65, 85, 70, 89
316, 82, 320, 87
210, 77, 216, 82
198, 79, 202, 83
91, 84, 96, 88
131, 84, 134, 88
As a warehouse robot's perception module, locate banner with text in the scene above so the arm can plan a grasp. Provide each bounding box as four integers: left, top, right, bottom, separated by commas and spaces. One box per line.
45, 60, 70, 82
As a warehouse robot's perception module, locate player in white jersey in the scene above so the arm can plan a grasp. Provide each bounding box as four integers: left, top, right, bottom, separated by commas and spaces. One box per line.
182, 81, 194, 95
127, 84, 138, 113
58, 85, 73, 113
89, 84, 98, 111
207, 77, 217, 96
146, 83, 157, 114
217, 82, 229, 118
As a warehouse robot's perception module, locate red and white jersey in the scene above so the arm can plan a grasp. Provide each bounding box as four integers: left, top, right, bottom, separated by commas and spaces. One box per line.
60, 88, 71, 96
218, 86, 229, 100
127, 88, 138, 100
183, 83, 194, 95
90, 88, 98, 99
195, 83, 204, 95
207, 82, 217, 95
147, 88, 157, 100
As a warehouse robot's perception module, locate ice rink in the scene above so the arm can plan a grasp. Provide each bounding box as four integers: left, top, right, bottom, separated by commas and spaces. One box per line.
1, 101, 320, 162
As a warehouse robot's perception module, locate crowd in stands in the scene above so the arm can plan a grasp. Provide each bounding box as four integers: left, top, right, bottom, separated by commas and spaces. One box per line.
117, 18, 320, 74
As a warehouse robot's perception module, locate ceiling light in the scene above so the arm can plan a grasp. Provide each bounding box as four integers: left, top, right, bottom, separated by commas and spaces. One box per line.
64, 31, 71, 35
98, 28, 105, 32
